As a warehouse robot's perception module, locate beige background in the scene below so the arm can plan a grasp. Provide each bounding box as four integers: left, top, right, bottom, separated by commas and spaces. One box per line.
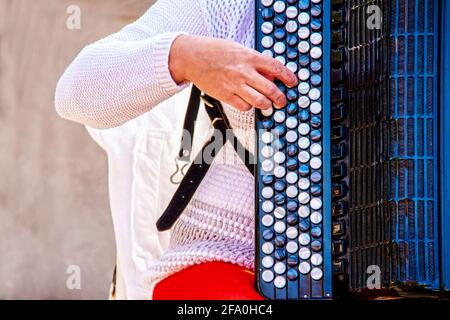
0, 0, 154, 299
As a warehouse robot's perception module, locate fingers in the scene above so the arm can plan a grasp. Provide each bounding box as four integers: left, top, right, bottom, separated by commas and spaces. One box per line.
227, 94, 252, 112
254, 55, 298, 88
246, 71, 287, 109
239, 84, 272, 110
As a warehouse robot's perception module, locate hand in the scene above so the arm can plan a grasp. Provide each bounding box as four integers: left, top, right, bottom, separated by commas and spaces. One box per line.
169, 35, 298, 111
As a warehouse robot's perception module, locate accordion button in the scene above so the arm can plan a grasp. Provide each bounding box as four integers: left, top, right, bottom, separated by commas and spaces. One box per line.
262, 214, 274, 227
262, 159, 274, 172
310, 102, 322, 115
299, 109, 310, 122
287, 255, 299, 267
262, 256, 274, 269
299, 54, 310, 67
274, 124, 286, 137
286, 241, 299, 254
298, 151, 310, 164
261, 0, 274, 7
298, 123, 311, 135
310, 74, 322, 87
273, 0, 286, 13
286, 130, 298, 143
298, 26, 310, 39
286, 227, 298, 239
261, 36, 274, 49
310, 211, 323, 224
310, 116, 321, 128
286, 89, 298, 101
262, 270, 275, 283
311, 4, 322, 17
299, 233, 311, 246
261, 21, 274, 35
287, 200, 298, 212
310, 60, 322, 72
298, 12, 311, 25
286, 6, 298, 19
262, 118, 274, 129
275, 55, 286, 66
310, 46, 323, 59
310, 129, 321, 142
262, 172, 274, 185
274, 180, 287, 192
261, 131, 274, 144
286, 158, 299, 171
274, 206, 286, 219
262, 242, 275, 254
287, 48, 298, 60
287, 269, 299, 281
309, 88, 321, 100
299, 247, 311, 260
299, 219, 311, 232
310, 157, 322, 170
262, 200, 274, 213
287, 213, 299, 225
286, 20, 298, 33
273, 138, 286, 151
262, 8, 274, 20
311, 226, 322, 238
286, 186, 299, 199
274, 151, 286, 164
262, 186, 274, 199
286, 61, 298, 74
275, 248, 286, 260
287, 102, 298, 115
298, 178, 311, 191
263, 229, 275, 241
299, 164, 310, 177
310, 32, 323, 45
274, 262, 286, 275
261, 106, 274, 117
298, 69, 311, 81
286, 171, 298, 184
311, 240, 322, 252
275, 235, 286, 246
261, 145, 274, 158
274, 276, 286, 289
299, 262, 311, 274
274, 29, 286, 41
311, 268, 323, 281
310, 185, 322, 197
310, 19, 322, 31
298, 41, 310, 54
262, 49, 274, 58
274, 166, 286, 179
299, 0, 310, 10
310, 143, 322, 156
311, 253, 323, 266
274, 15, 287, 27
298, 82, 310, 95
310, 171, 322, 183
298, 206, 310, 218
310, 197, 323, 210
274, 193, 286, 205
286, 117, 298, 129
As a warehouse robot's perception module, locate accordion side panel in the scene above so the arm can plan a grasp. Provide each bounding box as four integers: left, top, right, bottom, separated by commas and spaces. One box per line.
440, 0, 450, 292
345, 0, 391, 291
387, 0, 440, 289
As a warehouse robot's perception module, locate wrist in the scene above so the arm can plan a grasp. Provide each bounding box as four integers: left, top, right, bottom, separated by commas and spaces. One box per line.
169, 34, 191, 84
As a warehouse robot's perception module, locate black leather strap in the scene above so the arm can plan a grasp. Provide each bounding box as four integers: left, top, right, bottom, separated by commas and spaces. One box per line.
178, 85, 201, 161
157, 94, 230, 231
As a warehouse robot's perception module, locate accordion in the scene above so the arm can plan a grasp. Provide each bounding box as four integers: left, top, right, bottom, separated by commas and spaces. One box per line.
255, 0, 450, 299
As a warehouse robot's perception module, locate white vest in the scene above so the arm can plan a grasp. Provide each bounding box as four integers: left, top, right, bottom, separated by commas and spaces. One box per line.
86, 86, 210, 299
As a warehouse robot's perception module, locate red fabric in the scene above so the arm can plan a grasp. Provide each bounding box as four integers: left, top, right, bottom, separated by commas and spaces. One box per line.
152, 262, 264, 300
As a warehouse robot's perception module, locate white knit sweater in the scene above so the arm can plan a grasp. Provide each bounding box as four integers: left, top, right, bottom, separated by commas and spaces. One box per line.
55, 0, 257, 289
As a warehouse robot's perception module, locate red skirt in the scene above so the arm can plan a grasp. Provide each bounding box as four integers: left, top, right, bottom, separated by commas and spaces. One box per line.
152, 262, 264, 300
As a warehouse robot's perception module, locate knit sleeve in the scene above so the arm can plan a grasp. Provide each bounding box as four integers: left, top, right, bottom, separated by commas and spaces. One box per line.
55, 0, 210, 129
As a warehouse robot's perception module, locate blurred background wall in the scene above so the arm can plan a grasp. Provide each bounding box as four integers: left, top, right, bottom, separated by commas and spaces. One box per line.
0, 0, 154, 299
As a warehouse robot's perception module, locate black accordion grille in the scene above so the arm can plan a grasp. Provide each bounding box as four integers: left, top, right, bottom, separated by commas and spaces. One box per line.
343, 0, 440, 290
